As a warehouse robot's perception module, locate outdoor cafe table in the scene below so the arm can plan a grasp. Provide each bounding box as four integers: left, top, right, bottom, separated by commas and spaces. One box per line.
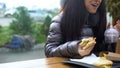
0, 57, 120, 68
0, 57, 73, 68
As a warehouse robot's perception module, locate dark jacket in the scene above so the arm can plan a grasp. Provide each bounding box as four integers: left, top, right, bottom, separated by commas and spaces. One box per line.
45, 13, 107, 58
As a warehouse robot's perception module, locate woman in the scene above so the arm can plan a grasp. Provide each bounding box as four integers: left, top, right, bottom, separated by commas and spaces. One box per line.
113, 18, 120, 34
45, 0, 107, 58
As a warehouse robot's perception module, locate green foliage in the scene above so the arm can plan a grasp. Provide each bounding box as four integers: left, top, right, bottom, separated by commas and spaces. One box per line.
9, 6, 34, 35
32, 23, 46, 43
0, 27, 12, 46
41, 15, 52, 37
0, 25, 2, 32
106, 0, 120, 20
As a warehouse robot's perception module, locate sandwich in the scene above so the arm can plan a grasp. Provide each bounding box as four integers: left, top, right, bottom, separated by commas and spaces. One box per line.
80, 38, 113, 68
93, 57, 113, 68
80, 37, 96, 50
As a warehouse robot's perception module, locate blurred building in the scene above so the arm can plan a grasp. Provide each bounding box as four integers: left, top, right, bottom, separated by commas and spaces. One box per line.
0, 3, 6, 17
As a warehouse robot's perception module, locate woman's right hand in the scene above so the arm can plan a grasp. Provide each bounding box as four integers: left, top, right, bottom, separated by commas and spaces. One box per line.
78, 41, 95, 57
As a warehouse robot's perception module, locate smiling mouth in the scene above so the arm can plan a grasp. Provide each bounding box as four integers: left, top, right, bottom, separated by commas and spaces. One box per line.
91, 3, 99, 8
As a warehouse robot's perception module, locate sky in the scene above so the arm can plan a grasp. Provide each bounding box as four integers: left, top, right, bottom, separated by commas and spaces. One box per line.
0, 0, 60, 9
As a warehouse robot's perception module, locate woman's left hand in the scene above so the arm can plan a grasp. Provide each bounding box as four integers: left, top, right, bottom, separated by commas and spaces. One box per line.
114, 20, 120, 32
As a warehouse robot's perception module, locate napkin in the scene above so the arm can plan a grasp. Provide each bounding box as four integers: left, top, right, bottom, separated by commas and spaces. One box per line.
70, 54, 100, 65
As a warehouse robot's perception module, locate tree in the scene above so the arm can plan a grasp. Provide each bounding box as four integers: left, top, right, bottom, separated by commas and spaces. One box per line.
0, 25, 2, 32
41, 15, 52, 37
9, 6, 34, 35
106, 0, 120, 22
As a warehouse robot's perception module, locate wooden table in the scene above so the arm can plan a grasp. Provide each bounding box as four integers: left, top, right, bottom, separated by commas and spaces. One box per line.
0, 57, 119, 68
0, 57, 74, 68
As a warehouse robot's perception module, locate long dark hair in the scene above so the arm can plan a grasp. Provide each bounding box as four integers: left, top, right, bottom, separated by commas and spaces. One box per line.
93, 0, 106, 43
60, 0, 106, 43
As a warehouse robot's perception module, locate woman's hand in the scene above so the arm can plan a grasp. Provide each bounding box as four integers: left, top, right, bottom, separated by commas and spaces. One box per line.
114, 20, 120, 32
78, 40, 95, 57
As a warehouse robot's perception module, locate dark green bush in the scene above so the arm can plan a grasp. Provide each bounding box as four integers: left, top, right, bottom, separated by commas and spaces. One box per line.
32, 23, 46, 43
41, 15, 52, 37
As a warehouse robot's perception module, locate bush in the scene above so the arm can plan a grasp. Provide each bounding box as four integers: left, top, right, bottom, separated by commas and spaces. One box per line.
0, 25, 2, 32
32, 23, 46, 43
0, 27, 12, 46
41, 15, 52, 37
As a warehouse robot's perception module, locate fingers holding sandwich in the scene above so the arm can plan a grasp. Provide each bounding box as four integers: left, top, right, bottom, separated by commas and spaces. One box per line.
78, 44, 95, 57
83, 40, 96, 50
78, 37, 96, 56
79, 37, 96, 50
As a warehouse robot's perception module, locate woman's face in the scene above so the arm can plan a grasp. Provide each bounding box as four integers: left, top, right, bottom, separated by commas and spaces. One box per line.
85, 0, 102, 14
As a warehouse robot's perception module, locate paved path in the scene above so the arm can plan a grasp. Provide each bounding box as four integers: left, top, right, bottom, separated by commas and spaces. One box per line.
0, 43, 45, 63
